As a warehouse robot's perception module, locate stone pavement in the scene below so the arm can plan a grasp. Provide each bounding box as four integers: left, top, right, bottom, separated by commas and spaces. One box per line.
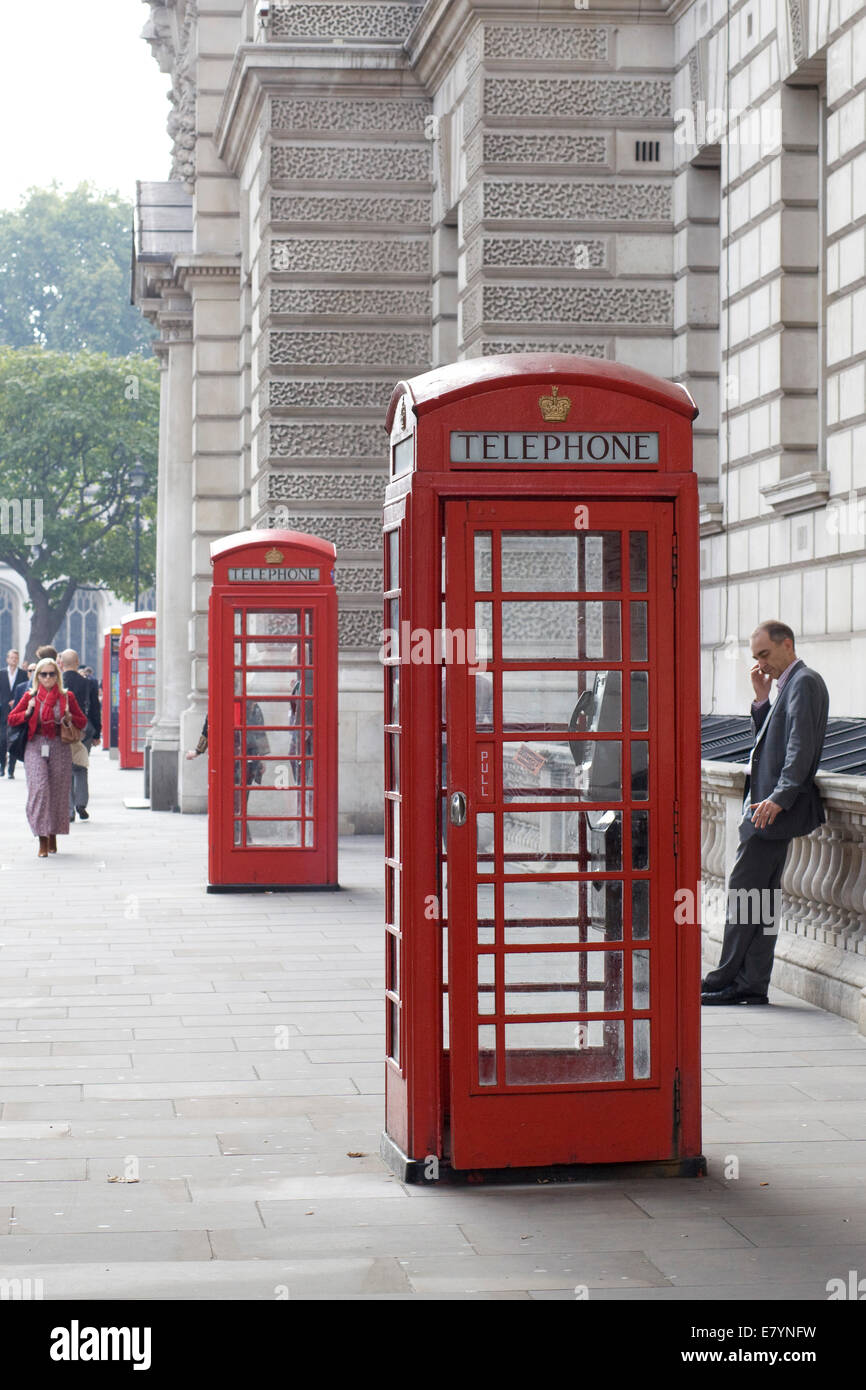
1, 749, 866, 1302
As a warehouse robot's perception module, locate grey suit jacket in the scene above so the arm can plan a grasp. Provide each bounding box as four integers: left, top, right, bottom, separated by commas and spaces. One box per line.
742, 662, 829, 842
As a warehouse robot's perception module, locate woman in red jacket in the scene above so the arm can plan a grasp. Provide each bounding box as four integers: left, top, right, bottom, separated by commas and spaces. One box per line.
8, 657, 87, 856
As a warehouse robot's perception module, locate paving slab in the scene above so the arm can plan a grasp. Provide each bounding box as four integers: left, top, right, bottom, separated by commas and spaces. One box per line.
540, 1281, 825, 1301
647, 1242, 866, 1292
210, 1224, 474, 1259
0, 1259, 411, 1299
0, 1231, 212, 1262
722, 1214, 866, 1247
1, 752, 865, 1302
623, 1182, 866, 1218
7, 1202, 265, 1234
400, 1251, 670, 1293
456, 1216, 752, 1255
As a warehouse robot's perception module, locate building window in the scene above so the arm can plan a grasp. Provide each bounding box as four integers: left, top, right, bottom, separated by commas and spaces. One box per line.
0, 586, 16, 656
53, 588, 102, 671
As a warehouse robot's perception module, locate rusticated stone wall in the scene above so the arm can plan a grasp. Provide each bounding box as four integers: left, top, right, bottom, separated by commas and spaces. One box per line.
250, 1, 432, 828
139, 0, 866, 829
255, 77, 432, 668
440, 11, 676, 370
701, 762, 866, 1033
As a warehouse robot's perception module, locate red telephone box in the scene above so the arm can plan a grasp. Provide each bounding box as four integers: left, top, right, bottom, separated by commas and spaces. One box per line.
102, 626, 120, 754
381, 354, 704, 1179
207, 530, 338, 892
118, 613, 156, 770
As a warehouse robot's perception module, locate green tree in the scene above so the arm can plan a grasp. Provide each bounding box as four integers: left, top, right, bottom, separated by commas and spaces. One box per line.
0, 347, 159, 659
0, 184, 155, 357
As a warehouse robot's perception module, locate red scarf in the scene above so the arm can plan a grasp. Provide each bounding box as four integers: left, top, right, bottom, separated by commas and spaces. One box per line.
28, 683, 66, 738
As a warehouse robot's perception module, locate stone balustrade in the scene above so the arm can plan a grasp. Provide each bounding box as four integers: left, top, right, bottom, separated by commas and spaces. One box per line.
701, 761, 866, 1034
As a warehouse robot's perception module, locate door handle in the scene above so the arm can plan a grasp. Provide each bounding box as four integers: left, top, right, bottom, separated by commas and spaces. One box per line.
449, 791, 467, 826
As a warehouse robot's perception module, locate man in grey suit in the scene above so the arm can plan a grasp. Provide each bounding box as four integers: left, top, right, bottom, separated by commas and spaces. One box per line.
702, 621, 829, 1006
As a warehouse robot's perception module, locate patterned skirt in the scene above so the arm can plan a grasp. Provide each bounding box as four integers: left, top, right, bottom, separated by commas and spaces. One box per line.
23, 738, 73, 836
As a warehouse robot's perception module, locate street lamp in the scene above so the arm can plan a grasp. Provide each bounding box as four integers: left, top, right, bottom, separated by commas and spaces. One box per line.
130, 459, 146, 612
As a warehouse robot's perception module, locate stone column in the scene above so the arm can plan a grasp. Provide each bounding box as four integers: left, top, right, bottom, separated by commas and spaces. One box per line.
140, 2, 248, 814
671, 163, 721, 496
144, 336, 170, 799
176, 259, 244, 815
216, 10, 433, 833
150, 292, 194, 811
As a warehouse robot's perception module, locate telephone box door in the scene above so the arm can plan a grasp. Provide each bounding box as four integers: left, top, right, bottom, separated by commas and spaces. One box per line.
118, 615, 156, 771
102, 627, 120, 752
211, 595, 336, 887
445, 499, 678, 1169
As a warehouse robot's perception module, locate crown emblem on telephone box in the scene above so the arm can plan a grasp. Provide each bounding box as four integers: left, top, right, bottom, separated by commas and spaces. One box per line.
264, 547, 284, 563
539, 384, 571, 422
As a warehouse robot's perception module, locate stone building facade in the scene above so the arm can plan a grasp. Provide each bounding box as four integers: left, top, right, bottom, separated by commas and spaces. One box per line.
135, 0, 865, 810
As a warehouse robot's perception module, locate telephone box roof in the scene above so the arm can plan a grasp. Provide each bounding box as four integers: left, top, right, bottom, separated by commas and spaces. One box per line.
387, 353, 699, 431
210, 530, 336, 563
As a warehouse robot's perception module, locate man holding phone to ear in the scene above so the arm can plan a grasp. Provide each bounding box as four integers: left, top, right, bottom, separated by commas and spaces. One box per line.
701, 621, 829, 1006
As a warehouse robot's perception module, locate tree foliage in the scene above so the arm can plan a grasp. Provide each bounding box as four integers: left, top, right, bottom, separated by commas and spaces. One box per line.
0, 347, 159, 658
0, 184, 155, 357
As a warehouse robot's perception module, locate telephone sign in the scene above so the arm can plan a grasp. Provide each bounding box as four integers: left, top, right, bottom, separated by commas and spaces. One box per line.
207, 530, 338, 892
449, 431, 659, 464
380, 354, 704, 1180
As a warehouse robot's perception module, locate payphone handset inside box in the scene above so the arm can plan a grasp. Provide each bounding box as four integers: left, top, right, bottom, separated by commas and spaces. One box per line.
568, 672, 622, 820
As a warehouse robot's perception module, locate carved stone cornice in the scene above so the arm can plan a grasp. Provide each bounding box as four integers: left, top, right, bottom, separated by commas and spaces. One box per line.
137, 291, 169, 326
760, 471, 829, 516
174, 255, 242, 290
141, 0, 198, 187
215, 44, 419, 175
409, 0, 671, 91
158, 315, 194, 345
699, 501, 724, 536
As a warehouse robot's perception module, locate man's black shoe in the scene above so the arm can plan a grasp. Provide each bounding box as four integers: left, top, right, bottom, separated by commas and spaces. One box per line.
701, 986, 769, 1006
76, 807, 89, 820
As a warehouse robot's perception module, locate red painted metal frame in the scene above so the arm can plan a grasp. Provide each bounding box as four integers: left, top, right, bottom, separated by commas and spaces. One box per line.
382, 355, 702, 1174
118, 613, 156, 770
208, 530, 338, 891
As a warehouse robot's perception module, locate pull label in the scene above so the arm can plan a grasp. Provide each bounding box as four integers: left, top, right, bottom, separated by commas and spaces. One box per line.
477, 744, 494, 802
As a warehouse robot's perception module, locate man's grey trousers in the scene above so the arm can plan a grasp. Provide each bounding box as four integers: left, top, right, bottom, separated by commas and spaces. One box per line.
702, 834, 790, 996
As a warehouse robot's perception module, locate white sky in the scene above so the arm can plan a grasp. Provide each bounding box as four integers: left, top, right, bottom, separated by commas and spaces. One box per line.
0, 0, 173, 211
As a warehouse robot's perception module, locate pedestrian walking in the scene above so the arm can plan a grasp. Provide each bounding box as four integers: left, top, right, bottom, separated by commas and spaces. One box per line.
59, 650, 101, 821
0, 649, 28, 778
7, 658, 88, 856
186, 711, 271, 842
5, 663, 32, 779
701, 621, 829, 1006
